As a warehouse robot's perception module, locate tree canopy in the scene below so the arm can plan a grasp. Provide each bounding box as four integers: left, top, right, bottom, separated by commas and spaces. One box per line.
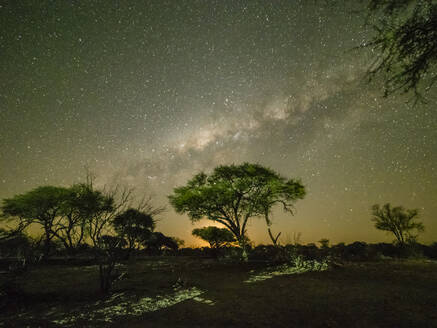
364, 0, 437, 101
1, 186, 72, 256
144, 231, 179, 251
192, 226, 236, 249
371, 203, 424, 245
169, 163, 305, 257
112, 208, 155, 252
0, 183, 117, 256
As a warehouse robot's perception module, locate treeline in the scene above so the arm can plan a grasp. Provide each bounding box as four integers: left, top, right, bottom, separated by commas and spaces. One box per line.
174, 241, 437, 262
0, 182, 179, 261
0, 163, 432, 271
0, 180, 184, 293
248, 241, 437, 262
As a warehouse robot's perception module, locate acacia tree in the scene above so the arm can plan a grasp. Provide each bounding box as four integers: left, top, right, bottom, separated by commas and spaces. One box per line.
371, 203, 424, 245
364, 0, 437, 101
192, 226, 236, 249
112, 208, 156, 256
143, 232, 179, 253
0, 183, 117, 256
169, 163, 305, 259
50, 183, 107, 252
0, 186, 71, 258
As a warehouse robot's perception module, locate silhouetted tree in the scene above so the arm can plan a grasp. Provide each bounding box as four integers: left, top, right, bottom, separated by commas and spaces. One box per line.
171, 237, 185, 248
96, 235, 126, 293
318, 238, 330, 249
371, 203, 424, 245
169, 163, 305, 260
64, 173, 135, 293
0, 228, 31, 261
53, 183, 108, 252
76, 180, 133, 293
192, 226, 236, 249
0, 182, 118, 256
364, 0, 437, 101
112, 208, 155, 256
1, 186, 71, 258
144, 231, 178, 252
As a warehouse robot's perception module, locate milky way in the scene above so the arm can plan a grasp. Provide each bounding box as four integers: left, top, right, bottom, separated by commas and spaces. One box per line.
1, 1, 436, 245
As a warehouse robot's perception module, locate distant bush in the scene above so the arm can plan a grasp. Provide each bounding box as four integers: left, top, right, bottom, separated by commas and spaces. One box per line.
247, 241, 437, 263
428, 243, 437, 259
248, 245, 289, 262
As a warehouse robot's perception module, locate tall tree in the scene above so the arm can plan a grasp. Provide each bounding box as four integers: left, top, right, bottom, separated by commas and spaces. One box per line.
364, 0, 437, 101
169, 163, 305, 259
51, 184, 99, 251
371, 203, 424, 245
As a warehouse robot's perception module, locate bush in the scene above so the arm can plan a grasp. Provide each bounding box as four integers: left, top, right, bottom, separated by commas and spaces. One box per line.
423, 243, 437, 259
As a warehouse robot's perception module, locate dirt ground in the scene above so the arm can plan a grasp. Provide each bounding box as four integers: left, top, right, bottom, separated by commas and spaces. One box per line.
1, 258, 437, 327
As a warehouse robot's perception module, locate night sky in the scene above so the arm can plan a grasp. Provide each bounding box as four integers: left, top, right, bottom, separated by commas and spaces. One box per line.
1, 1, 436, 246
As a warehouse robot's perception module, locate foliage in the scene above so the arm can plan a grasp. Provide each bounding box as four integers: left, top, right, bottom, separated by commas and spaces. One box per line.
1, 186, 72, 257
0, 183, 118, 256
56, 183, 115, 251
0, 228, 32, 259
144, 232, 179, 252
371, 203, 424, 245
318, 238, 330, 249
112, 208, 155, 253
248, 245, 291, 263
192, 226, 236, 249
364, 0, 437, 101
171, 237, 185, 248
169, 163, 305, 258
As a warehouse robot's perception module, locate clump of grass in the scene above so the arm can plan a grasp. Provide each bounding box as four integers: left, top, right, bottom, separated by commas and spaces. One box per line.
244, 256, 329, 283
51, 287, 205, 326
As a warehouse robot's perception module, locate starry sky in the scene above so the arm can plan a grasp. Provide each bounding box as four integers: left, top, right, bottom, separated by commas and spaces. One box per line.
1, 0, 436, 246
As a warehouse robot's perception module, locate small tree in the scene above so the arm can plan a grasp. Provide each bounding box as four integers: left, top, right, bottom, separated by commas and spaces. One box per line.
171, 237, 185, 248
66, 176, 132, 294
0, 228, 32, 263
96, 235, 126, 293
79, 183, 131, 294
169, 163, 305, 260
143, 232, 179, 253
112, 208, 155, 256
371, 203, 424, 245
318, 238, 330, 249
192, 226, 236, 249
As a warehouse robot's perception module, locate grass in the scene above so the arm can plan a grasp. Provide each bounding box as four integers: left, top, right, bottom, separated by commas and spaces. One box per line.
1, 258, 437, 327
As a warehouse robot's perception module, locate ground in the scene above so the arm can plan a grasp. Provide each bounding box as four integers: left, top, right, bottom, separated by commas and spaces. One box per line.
1, 258, 437, 327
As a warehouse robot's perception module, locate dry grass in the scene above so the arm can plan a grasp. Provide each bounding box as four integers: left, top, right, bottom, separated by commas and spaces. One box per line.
1, 258, 437, 327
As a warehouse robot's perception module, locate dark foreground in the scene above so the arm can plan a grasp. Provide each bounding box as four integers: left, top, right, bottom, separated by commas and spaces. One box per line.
1, 258, 437, 327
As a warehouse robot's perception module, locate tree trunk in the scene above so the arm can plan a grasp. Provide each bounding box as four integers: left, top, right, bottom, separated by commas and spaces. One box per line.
239, 236, 248, 262
43, 230, 52, 259
99, 261, 114, 294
